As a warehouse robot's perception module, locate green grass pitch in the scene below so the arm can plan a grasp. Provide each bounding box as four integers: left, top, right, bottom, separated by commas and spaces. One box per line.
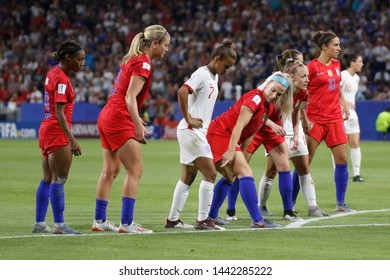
0, 139, 389, 260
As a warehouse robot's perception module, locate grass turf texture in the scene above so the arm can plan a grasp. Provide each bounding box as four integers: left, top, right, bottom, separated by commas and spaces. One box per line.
0, 139, 389, 260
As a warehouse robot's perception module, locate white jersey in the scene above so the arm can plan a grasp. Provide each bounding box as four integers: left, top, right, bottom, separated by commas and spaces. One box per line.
283, 114, 303, 137
341, 70, 360, 134
177, 66, 219, 130
341, 70, 360, 106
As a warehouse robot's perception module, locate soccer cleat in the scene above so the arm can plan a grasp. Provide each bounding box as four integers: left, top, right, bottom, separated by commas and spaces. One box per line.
259, 206, 274, 217
353, 175, 364, 182
251, 219, 281, 229
308, 207, 330, 217
335, 202, 356, 212
118, 222, 153, 234
165, 218, 194, 229
92, 219, 118, 232
211, 216, 229, 225
195, 217, 225, 230
225, 209, 238, 221
52, 224, 81, 234
225, 214, 238, 221
32, 223, 52, 233
283, 210, 303, 221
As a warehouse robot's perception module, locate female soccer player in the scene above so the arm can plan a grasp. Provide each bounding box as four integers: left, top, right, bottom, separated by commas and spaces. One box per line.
33, 40, 85, 234
92, 25, 170, 234
340, 53, 364, 182
229, 50, 329, 220
207, 72, 293, 228
303, 31, 355, 212
165, 40, 237, 230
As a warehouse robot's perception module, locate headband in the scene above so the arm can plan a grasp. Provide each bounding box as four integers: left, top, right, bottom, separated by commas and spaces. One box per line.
288, 63, 305, 74
270, 75, 290, 88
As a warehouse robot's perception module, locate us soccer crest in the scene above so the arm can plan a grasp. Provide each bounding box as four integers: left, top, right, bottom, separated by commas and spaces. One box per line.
327, 69, 333, 77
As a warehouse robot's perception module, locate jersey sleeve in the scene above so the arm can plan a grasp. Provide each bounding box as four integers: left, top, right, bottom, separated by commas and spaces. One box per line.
53, 76, 70, 104
131, 59, 152, 80
242, 91, 263, 113
184, 69, 205, 94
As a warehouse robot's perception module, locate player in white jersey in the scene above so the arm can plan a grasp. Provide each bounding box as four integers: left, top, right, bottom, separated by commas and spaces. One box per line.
340, 53, 364, 182
165, 40, 236, 230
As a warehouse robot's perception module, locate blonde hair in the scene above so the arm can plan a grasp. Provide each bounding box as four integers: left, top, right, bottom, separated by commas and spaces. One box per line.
121, 25, 168, 65
270, 72, 293, 121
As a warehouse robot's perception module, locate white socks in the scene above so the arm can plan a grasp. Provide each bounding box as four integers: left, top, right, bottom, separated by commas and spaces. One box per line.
258, 175, 274, 207
168, 180, 190, 221
350, 147, 361, 176
198, 180, 214, 221
299, 174, 317, 208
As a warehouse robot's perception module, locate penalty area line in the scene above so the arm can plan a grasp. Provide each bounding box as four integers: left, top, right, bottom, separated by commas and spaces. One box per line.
1, 208, 390, 239
285, 208, 390, 228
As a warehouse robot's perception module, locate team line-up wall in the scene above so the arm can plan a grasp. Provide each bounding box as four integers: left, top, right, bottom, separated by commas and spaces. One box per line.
1, 101, 389, 140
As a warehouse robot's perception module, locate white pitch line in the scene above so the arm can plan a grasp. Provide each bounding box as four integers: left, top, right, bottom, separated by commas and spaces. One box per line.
285, 208, 390, 228
1, 209, 390, 240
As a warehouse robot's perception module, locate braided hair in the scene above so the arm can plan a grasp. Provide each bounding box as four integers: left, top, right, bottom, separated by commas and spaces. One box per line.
52, 40, 83, 62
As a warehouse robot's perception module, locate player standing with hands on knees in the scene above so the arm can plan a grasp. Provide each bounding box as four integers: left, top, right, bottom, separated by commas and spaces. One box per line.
165, 40, 237, 230
303, 31, 355, 212
207, 72, 293, 228
92, 25, 170, 234
32, 40, 85, 234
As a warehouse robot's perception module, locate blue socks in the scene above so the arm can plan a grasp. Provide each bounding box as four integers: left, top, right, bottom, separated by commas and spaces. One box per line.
209, 177, 232, 219
278, 171, 293, 211
35, 180, 50, 223
95, 198, 108, 222
239, 176, 262, 222
335, 164, 348, 202
227, 178, 240, 210
49, 183, 65, 223
291, 169, 300, 205
121, 197, 136, 225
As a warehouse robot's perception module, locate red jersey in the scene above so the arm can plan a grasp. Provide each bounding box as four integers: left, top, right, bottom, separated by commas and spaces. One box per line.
306, 58, 343, 124
40, 65, 74, 136
208, 89, 273, 144
259, 103, 281, 136
103, 53, 152, 120
294, 89, 308, 108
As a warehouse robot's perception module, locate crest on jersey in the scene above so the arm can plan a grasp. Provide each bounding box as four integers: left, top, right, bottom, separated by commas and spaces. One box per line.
327, 70, 333, 77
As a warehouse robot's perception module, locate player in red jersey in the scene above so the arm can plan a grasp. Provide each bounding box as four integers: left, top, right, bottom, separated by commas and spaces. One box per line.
206, 72, 293, 228
226, 50, 329, 221
92, 25, 170, 234
32, 40, 85, 234
303, 31, 355, 212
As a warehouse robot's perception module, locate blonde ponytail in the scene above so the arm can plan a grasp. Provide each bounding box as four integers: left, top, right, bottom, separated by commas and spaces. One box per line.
121, 25, 168, 65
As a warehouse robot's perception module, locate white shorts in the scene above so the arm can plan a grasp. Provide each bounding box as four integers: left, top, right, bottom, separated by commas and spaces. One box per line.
344, 109, 360, 134
177, 128, 213, 165
286, 133, 309, 158
264, 132, 308, 158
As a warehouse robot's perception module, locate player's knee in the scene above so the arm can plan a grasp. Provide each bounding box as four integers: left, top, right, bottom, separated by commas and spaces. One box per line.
266, 169, 278, 178
56, 176, 68, 184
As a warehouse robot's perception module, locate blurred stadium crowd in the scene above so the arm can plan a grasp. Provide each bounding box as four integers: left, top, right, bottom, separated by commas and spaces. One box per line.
0, 0, 389, 119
